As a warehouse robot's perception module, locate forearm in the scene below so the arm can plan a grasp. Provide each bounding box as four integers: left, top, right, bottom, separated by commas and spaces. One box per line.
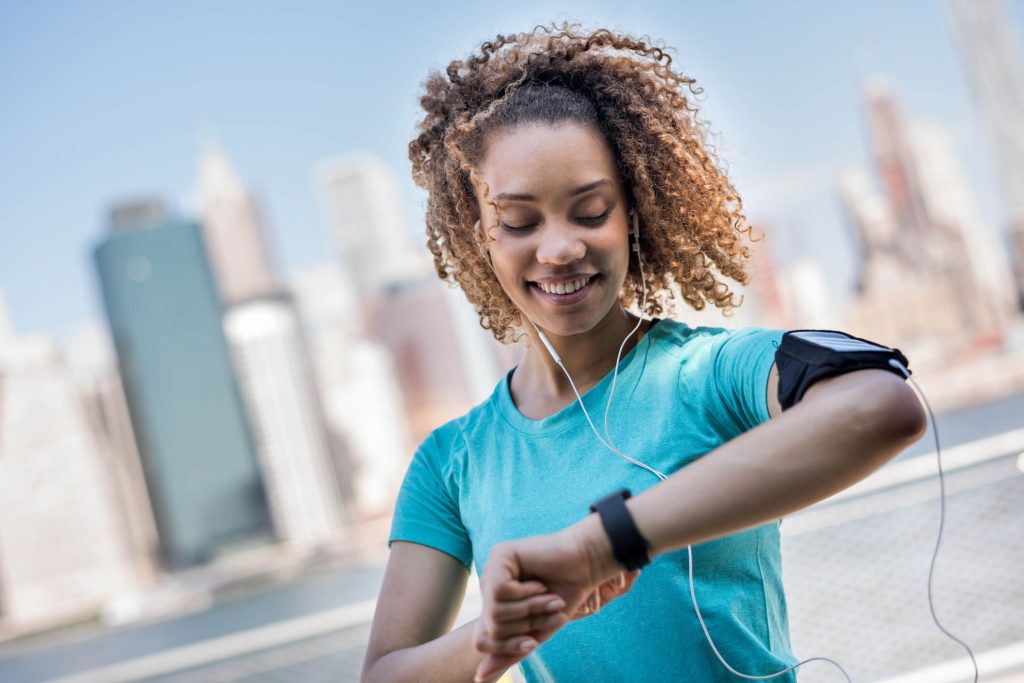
576, 370, 927, 579
364, 617, 505, 683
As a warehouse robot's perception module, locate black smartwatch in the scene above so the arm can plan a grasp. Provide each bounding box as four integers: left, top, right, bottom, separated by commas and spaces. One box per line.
589, 488, 651, 571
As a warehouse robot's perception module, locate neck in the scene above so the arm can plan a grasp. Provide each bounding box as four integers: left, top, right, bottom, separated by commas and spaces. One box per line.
512, 307, 650, 415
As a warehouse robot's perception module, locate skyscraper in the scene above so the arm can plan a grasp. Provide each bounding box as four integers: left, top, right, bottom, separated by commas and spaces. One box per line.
197, 145, 348, 546
197, 141, 278, 306
94, 200, 274, 569
315, 154, 430, 303
223, 295, 347, 547
863, 79, 934, 268
289, 262, 411, 520
314, 153, 510, 448
949, 0, 1024, 308
0, 297, 142, 631
844, 79, 1014, 357
66, 319, 160, 583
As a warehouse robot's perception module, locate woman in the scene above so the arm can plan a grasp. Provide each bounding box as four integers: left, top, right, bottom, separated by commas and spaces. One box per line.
361, 25, 925, 683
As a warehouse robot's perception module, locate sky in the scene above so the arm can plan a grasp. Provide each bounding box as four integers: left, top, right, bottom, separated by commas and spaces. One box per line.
2, 0, 1022, 349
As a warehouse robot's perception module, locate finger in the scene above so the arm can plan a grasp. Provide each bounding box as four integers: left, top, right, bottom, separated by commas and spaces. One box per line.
489, 611, 565, 640
474, 621, 565, 683
492, 579, 547, 601
492, 593, 565, 622
474, 624, 543, 655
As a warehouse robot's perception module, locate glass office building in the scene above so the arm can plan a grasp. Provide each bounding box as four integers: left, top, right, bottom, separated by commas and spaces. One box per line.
94, 203, 274, 569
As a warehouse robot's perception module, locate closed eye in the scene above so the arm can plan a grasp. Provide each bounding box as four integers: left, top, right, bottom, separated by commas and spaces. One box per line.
578, 208, 612, 226
499, 221, 536, 233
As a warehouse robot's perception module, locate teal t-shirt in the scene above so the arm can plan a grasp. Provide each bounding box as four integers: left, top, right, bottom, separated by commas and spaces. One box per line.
389, 319, 797, 682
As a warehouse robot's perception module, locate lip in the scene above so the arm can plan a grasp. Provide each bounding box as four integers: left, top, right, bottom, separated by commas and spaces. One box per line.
530, 272, 599, 285
529, 274, 599, 306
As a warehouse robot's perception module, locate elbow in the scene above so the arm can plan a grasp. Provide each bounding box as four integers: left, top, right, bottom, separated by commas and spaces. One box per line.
867, 375, 928, 447
361, 652, 383, 683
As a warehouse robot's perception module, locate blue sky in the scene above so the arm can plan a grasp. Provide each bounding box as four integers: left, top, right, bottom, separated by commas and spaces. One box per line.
2, 0, 1021, 347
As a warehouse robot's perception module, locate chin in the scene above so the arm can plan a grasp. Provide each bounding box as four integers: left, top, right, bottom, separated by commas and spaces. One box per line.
527, 303, 622, 340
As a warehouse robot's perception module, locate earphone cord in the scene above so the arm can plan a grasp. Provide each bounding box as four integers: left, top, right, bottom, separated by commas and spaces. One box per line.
519, 210, 975, 680
889, 362, 979, 683
555, 334, 853, 683
528, 216, 852, 681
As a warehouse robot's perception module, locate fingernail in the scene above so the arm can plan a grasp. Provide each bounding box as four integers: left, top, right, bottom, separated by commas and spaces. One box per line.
520, 639, 537, 651
546, 599, 565, 611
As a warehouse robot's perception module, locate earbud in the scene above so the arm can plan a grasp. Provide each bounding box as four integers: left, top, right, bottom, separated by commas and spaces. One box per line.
629, 210, 647, 295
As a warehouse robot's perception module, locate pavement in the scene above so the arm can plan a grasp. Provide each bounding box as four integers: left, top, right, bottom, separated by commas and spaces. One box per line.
29, 438, 1024, 683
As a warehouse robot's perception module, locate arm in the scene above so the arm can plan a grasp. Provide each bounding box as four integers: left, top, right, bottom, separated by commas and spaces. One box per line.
364, 542, 639, 682
580, 367, 926, 572
362, 541, 514, 683
474, 366, 927, 680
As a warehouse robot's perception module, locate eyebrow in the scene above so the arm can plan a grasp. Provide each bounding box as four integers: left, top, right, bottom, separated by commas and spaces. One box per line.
493, 179, 612, 202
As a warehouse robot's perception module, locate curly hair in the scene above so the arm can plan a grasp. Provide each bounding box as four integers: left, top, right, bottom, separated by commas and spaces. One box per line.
408, 23, 755, 344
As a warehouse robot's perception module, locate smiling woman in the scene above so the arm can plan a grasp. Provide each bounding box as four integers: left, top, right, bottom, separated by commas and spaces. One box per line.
408, 28, 755, 347
361, 23, 926, 683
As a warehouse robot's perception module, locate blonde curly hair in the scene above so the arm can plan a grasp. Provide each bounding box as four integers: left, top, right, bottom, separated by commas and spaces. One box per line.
408, 23, 755, 344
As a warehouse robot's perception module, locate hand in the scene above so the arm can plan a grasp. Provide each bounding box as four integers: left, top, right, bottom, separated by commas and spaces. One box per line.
472, 526, 639, 682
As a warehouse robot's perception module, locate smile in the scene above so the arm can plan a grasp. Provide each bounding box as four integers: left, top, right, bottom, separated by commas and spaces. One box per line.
536, 275, 593, 294
529, 274, 599, 305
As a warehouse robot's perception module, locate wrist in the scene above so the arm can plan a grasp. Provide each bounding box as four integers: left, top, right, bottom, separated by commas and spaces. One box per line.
568, 512, 622, 583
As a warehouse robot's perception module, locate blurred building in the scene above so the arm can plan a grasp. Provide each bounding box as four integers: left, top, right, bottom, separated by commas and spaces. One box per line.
223, 296, 347, 547
841, 80, 1015, 362
198, 146, 347, 548
907, 120, 1016, 334
197, 141, 279, 305
314, 155, 431, 304
289, 262, 411, 519
0, 291, 144, 633
94, 200, 274, 570
776, 257, 836, 330
314, 155, 512, 448
66, 320, 159, 582
745, 228, 791, 329
368, 276, 505, 442
949, 0, 1024, 309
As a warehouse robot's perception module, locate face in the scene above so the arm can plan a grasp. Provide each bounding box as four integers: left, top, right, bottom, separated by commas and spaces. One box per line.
475, 121, 631, 339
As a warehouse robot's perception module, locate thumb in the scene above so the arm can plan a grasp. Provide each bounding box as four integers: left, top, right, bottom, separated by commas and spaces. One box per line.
474, 652, 521, 682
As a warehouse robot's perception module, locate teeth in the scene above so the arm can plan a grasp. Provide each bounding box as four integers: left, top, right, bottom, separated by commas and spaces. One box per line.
538, 276, 592, 295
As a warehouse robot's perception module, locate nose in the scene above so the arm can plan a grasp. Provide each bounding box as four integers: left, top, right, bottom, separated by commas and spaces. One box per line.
535, 222, 586, 265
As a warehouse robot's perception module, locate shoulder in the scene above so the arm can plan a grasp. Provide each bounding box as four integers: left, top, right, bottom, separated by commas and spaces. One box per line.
651, 318, 783, 363
655, 320, 784, 432
412, 377, 506, 471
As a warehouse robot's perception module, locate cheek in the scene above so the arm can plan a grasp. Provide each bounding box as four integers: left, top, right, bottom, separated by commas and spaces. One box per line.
487, 241, 528, 290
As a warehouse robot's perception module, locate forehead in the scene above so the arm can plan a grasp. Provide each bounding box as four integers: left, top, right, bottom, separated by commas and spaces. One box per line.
477, 122, 621, 197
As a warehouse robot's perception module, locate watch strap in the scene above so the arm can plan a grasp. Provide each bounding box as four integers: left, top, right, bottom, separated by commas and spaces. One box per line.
589, 488, 651, 572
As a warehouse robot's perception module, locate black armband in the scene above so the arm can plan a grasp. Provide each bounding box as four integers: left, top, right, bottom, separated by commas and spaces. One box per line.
774, 330, 911, 411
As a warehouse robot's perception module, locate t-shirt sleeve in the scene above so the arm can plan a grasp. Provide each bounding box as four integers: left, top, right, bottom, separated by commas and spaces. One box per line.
388, 430, 473, 570
710, 327, 785, 433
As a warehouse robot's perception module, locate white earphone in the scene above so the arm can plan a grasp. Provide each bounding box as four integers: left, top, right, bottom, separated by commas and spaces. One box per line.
480, 205, 976, 682
524, 209, 857, 682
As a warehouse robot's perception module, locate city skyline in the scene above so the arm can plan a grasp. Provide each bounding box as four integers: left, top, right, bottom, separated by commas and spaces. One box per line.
3, 1, 1023, 348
